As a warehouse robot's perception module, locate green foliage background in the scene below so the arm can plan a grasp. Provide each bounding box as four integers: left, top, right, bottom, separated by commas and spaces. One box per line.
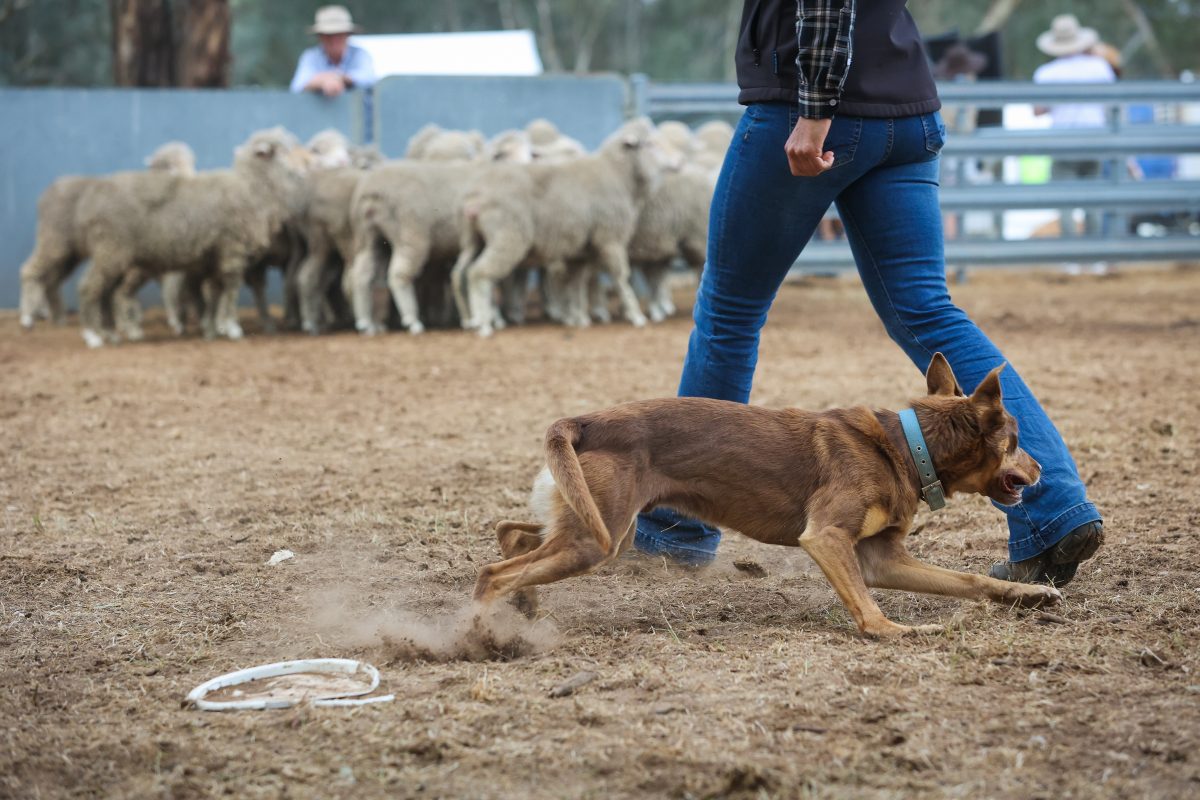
1, 0, 1197, 88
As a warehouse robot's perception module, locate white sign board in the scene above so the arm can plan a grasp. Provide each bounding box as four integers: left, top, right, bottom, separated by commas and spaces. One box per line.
351, 30, 543, 77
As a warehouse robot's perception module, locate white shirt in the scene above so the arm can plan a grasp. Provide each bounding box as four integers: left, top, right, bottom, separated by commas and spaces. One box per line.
1033, 54, 1117, 129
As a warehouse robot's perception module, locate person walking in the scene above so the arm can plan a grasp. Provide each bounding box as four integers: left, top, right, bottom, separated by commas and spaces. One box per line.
634, 0, 1104, 587
290, 5, 376, 97
1032, 14, 1116, 238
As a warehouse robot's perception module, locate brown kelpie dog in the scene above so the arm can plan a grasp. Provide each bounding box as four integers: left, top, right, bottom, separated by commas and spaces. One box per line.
473, 353, 1062, 638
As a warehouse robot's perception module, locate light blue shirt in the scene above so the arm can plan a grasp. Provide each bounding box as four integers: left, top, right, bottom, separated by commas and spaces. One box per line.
290, 44, 376, 93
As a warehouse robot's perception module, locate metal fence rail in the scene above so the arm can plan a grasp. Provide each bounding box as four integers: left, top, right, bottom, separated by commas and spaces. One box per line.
634, 77, 1200, 271
635, 78, 1200, 117
938, 181, 1200, 210
941, 129, 1199, 157
795, 235, 1200, 272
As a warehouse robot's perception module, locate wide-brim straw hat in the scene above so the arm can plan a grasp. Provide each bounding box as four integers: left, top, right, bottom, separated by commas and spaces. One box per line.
1037, 14, 1099, 57
309, 5, 362, 35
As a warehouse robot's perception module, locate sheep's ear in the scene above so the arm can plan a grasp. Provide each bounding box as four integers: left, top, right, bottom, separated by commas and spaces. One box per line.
925, 352, 964, 397
253, 138, 277, 158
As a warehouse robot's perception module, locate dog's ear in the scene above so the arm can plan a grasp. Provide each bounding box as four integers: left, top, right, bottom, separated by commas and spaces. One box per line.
971, 363, 1007, 428
925, 353, 964, 397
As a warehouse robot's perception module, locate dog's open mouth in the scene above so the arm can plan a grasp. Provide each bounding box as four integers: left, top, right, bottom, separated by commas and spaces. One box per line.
997, 474, 1028, 506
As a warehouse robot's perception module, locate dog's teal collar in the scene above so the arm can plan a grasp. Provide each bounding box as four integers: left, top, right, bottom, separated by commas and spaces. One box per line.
899, 408, 946, 511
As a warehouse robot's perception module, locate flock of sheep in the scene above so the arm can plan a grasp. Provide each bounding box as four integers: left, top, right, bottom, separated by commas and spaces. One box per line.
18, 115, 732, 346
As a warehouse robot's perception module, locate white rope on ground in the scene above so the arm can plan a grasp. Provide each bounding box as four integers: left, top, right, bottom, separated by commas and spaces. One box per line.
185, 658, 395, 711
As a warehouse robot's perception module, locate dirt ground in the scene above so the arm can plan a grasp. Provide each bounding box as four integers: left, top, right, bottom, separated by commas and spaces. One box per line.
2, 266, 1199, 799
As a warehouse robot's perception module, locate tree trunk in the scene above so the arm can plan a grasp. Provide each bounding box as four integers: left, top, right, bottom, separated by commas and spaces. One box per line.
534, 0, 564, 72
572, 4, 608, 73
497, 0, 518, 30
974, 0, 1022, 35
1119, 0, 1174, 77
110, 0, 174, 86
178, 0, 230, 87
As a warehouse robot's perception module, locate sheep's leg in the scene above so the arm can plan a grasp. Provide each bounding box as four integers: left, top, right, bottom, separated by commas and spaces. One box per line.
179, 273, 206, 336
656, 264, 678, 318
162, 272, 187, 335
46, 284, 67, 324
19, 275, 49, 330
200, 278, 221, 340
348, 247, 382, 335
450, 244, 479, 329
542, 262, 569, 323
281, 231, 305, 331
596, 243, 647, 328
215, 259, 247, 341
114, 268, 148, 341
19, 247, 73, 328
296, 248, 330, 335
322, 259, 353, 329
640, 262, 671, 322
588, 268, 612, 324
245, 263, 275, 334
464, 245, 521, 337
385, 239, 431, 335
562, 264, 591, 328
500, 267, 528, 327
78, 260, 118, 349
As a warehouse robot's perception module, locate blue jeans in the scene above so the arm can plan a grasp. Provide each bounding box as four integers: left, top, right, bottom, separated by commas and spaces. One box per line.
636, 103, 1101, 565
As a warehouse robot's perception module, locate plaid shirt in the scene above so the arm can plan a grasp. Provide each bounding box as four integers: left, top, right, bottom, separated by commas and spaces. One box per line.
795, 0, 856, 119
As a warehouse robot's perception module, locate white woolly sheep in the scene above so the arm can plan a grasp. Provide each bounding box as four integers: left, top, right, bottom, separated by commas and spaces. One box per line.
20, 140, 199, 335
453, 117, 667, 337
405, 124, 487, 162
73, 127, 309, 347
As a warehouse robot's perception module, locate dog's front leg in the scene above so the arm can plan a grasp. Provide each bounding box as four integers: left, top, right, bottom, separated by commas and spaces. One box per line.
857, 534, 1062, 609
800, 522, 937, 639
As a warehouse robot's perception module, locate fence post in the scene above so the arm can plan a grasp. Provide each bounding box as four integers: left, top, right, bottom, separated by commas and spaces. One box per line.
629, 72, 649, 119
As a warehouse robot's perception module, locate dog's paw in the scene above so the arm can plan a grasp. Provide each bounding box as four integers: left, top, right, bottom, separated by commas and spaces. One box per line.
510, 589, 539, 619
860, 620, 939, 640
907, 623, 945, 636
1006, 584, 1063, 609
1024, 584, 1063, 608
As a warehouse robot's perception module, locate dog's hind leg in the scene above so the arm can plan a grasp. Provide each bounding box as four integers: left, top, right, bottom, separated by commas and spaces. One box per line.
857, 534, 1063, 609
495, 521, 545, 617
474, 517, 612, 607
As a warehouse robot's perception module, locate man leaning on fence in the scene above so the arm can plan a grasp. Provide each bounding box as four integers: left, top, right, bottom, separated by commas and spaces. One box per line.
290, 6, 376, 97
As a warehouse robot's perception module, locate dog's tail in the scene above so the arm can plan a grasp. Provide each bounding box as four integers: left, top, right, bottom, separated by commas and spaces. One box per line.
544, 418, 612, 554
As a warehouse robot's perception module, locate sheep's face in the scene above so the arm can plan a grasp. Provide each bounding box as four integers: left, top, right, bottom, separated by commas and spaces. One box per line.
483, 130, 534, 164
237, 128, 309, 178
350, 146, 385, 170
610, 118, 672, 196
421, 131, 486, 163
525, 118, 561, 147
654, 121, 695, 157
144, 142, 197, 176
306, 130, 353, 170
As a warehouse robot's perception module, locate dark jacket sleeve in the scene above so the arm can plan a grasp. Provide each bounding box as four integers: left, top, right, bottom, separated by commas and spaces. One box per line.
795, 0, 856, 119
